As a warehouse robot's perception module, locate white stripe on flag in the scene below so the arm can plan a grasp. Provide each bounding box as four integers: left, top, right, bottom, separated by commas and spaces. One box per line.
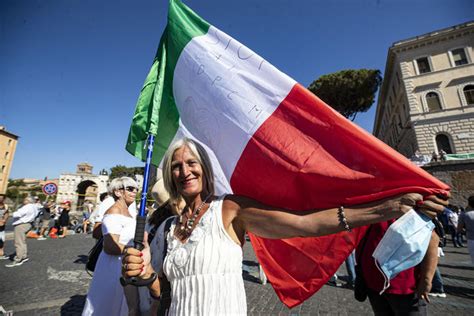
173, 25, 296, 179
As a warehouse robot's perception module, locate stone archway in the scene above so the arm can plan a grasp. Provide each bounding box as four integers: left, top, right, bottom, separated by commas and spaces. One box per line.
76, 180, 98, 212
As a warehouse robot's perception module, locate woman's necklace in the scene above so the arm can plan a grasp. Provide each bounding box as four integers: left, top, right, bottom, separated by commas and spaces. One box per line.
179, 194, 211, 235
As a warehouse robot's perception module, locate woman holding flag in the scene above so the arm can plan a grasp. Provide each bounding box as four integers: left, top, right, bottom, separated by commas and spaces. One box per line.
121, 137, 448, 315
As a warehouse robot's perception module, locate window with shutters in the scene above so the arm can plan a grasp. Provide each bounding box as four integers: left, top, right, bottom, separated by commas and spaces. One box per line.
416, 57, 431, 74
464, 85, 474, 105
450, 48, 468, 66
426, 92, 442, 112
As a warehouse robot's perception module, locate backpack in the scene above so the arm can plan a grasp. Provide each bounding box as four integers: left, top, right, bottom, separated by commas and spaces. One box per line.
86, 237, 103, 275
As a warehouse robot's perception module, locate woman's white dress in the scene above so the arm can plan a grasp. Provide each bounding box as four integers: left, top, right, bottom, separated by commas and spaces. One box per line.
82, 214, 136, 316
150, 195, 247, 315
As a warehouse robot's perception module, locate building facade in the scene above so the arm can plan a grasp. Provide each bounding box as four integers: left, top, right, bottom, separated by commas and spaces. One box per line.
0, 126, 18, 194
56, 163, 144, 213
373, 21, 474, 158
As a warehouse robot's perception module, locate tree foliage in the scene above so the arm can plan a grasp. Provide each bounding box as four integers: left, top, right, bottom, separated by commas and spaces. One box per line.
5, 180, 48, 206
307, 69, 382, 121
7, 179, 25, 188
109, 165, 144, 180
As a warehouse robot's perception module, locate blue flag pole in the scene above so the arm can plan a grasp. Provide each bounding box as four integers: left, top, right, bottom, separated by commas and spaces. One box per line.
121, 133, 156, 287
138, 134, 155, 217
132, 133, 154, 250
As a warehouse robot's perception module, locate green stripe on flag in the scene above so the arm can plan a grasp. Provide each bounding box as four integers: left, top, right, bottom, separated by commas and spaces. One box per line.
126, 0, 210, 166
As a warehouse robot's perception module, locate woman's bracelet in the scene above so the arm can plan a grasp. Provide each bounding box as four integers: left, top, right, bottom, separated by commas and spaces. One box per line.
338, 206, 352, 232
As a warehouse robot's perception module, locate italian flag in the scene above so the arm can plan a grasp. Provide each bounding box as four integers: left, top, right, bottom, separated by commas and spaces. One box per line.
126, 0, 449, 307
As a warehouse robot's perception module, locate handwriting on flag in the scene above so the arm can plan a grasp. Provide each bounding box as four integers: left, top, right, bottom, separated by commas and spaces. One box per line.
173, 26, 295, 178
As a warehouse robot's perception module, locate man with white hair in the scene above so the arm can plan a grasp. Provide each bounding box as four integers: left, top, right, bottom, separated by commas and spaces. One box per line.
6, 197, 39, 267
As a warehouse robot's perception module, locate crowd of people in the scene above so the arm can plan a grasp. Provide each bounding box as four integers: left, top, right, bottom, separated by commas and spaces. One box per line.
0, 194, 106, 267
1, 139, 473, 315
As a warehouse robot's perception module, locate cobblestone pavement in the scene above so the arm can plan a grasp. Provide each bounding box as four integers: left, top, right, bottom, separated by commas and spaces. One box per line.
0, 233, 473, 315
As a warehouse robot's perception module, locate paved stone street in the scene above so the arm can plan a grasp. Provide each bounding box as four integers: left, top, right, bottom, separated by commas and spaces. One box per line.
0, 232, 473, 315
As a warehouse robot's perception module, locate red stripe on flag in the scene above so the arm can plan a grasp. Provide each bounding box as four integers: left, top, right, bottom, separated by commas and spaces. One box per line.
230, 83, 448, 307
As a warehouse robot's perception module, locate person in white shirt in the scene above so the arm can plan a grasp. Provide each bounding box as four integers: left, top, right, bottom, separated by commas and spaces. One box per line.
6, 196, 39, 267
91, 190, 137, 240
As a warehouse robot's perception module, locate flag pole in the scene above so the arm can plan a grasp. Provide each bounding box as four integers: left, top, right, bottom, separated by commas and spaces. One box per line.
135, 133, 155, 245
120, 133, 155, 287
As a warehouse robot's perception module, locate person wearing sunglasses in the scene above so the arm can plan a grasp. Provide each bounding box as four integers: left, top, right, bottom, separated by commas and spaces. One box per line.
82, 176, 140, 316
91, 186, 138, 240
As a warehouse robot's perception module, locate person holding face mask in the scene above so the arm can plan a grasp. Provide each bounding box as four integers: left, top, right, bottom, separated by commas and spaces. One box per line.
82, 177, 140, 316
356, 217, 440, 315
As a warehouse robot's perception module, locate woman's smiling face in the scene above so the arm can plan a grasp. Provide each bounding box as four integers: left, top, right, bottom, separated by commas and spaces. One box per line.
171, 145, 205, 198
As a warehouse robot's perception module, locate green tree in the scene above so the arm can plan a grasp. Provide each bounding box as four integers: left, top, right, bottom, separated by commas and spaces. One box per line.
109, 165, 144, 180
5, 187, 21, 199
307, 69, 382, 121
7, 178, 25, 188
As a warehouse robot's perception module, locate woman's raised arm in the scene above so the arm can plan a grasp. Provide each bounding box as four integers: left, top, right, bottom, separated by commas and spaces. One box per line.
225, 193, 447, 240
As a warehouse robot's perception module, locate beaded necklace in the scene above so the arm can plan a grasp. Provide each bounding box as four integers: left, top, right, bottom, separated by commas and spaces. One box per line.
178, 194, 211, 236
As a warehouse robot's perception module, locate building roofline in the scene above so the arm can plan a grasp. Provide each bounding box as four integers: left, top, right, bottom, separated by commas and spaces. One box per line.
0, 128, 19, 139
392, 20, 474, 48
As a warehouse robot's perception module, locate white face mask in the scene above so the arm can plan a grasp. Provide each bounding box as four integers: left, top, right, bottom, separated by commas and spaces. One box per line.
372, 209, 435, 294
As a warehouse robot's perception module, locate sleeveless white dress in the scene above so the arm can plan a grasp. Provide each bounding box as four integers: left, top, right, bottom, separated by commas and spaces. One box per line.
151, 195, 246, 315
82, 214, 136, 316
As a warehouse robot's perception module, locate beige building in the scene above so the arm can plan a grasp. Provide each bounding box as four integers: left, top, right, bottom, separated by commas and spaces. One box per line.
57, 163, 144, 213
57, 163, 109, 212
374, 21, 474, 158
0, 126, 18, 194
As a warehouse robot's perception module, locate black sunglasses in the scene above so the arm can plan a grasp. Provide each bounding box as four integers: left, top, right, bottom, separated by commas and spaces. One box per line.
123, 186, 138, 193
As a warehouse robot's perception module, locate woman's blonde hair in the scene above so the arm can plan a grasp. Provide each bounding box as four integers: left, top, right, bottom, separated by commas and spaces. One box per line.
162, 138, 215, 201
109, 176, 138, 200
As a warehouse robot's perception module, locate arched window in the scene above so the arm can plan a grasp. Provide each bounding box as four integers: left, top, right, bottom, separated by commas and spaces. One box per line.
436, 134, 453, 154
464, 85, 474, 105
426, 92, 442, 112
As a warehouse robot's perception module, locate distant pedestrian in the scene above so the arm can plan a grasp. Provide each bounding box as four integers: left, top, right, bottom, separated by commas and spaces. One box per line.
449, 206, 463, 247
458, 196, 474, 265
37, 201, 54, 240
429, 265, 446, 298
0, 194, 10, 259
429, 229, 447, 298
345, 250, 356, 287
5, 197, 38, 267
33, 196, 42, 210
58, 201, 71, 238
31, 196, 43, 234
82, 201, 94, 234
439, 149, 447, 161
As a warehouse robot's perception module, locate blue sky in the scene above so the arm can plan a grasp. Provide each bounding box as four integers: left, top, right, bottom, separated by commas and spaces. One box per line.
1, 0, 472, 180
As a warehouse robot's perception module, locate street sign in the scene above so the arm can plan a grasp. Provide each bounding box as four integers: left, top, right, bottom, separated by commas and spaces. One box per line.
42, 182, 58, 195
